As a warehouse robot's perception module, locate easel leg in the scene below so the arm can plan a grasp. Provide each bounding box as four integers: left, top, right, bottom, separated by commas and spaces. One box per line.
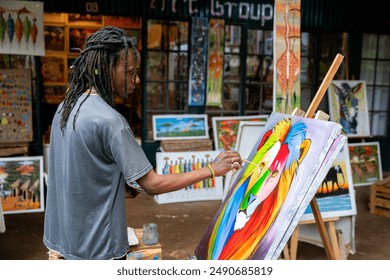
328, 221, 341, 260
289, 227, 299, 260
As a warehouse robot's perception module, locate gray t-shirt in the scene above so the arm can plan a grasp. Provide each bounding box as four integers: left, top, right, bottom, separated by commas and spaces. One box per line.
43, 94, 153, 260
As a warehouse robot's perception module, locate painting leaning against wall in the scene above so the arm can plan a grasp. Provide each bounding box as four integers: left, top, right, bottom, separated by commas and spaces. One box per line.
348, 142, 383, 187
0, 156, 45, 214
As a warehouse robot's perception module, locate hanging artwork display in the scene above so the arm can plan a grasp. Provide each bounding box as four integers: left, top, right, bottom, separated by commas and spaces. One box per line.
194, 112, 346, 260
154, 151, 223, 204
212, 115, 268, 151
348, 142, 383, 186
0, 156, 45, 214
273, 0, 301, 114
152, 114, 209, 141
328, 80, 371, 137
301, 141, 357, 220
0, 0, 45, 56
0, 69, 33, 143
206, 18, 225, 106
188, 17, 208, 106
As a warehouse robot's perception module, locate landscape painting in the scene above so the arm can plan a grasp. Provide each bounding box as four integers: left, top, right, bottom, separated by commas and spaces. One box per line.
301, 141, 357, 220
153, 114, 209, 141
0, 156, 45, 214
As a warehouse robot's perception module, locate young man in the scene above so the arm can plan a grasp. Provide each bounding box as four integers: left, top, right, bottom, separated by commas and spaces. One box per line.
43, 26, 242, 260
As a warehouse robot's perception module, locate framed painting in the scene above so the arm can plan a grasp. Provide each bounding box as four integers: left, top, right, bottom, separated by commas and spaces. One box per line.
194, 112, 347, 260
152, 114, 209, 141
0, 69, 33, 143
301, 141, 357, 221
348, 142, 383, 186
68, 27, 99, 54
212, 115, 268, 151
67, 13, 104, 26
41, 55, 67, 85
0, 156, 45, 214
328, 80, 371, 137
44, 25, 66, 53
154, 151, 223, 204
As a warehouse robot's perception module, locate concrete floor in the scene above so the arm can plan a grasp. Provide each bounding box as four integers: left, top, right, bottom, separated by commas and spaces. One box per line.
1, 185, 390, 260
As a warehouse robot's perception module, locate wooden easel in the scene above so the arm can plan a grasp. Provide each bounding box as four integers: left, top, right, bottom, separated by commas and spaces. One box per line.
284, 54, 345, 260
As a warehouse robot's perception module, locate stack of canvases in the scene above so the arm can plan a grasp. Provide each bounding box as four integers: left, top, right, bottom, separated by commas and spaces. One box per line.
194, 112, 346, 260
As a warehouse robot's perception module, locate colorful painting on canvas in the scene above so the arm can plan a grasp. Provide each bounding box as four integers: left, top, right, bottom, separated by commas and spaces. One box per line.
273, 0, 301, 114
328, 80, 371, 137
348, 142, 382, 186
0, 156, 45, 214
212, 115, 268, 151
153, 114, 209, 141
194, 112, 345, 260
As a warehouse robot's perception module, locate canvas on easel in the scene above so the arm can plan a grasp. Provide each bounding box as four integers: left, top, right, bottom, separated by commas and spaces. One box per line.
194, 112, 346, 260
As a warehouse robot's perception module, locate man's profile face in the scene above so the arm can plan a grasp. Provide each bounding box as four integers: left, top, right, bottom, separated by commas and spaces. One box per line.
113, 49, 141, 99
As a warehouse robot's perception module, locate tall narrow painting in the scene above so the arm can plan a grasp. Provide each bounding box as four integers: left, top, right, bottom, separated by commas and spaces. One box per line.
273, 0, 301, 114
328, 80, 370, 137
194, 112, 346, 260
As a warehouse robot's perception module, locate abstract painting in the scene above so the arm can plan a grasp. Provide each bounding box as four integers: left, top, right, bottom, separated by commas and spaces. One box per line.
328, 80, 370, 137
195, 112, 346, 260
348, 142, 383, 186
0, 156, 45, 214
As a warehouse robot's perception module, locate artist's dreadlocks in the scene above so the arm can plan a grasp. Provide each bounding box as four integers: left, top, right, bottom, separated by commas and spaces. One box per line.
59, 26, 138, 134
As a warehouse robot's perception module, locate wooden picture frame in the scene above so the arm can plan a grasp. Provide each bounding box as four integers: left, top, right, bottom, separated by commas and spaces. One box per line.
68, 27, 99, 54
152, 114, 209, 141
348, 142, 383, 186
67, 13, 104, 27
44, 25, 66, 53
105, 16, 142, 29
0, 156, 45, 214
44, 12, 67, 24
328, 80, 371, 137
211, 115, 268, 151
0, 69, 33, 143
41, 55, 67, 85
